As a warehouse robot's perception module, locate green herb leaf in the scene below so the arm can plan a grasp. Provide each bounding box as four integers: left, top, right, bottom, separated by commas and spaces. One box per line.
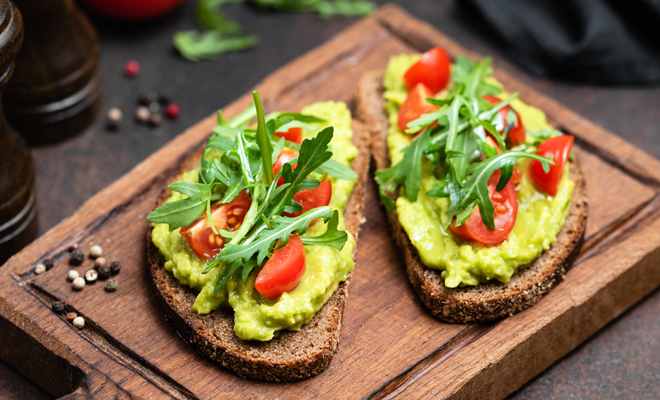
299, 210, 347, 250
174, 30, 258, 61
146, 182, 213, 231
253, 91, 275, 185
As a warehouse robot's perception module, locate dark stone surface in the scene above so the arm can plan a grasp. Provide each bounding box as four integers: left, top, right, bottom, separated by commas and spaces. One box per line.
1, 0, 659, 398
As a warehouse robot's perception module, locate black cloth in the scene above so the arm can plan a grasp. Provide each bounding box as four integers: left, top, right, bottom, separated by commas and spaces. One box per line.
464, 0, 660, 84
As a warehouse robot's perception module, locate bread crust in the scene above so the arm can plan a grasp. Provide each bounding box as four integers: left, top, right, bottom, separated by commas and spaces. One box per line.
357, 70, 588, 323
147, 119, 370, 382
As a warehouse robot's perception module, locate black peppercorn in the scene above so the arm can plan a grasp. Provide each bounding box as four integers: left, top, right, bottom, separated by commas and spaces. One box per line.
98, 264, 111, 280
105, 279, 118, 292
43, 258, 54, 270
110, 261, 121, 275
52, 301, 65, 314
70, 249, 84, 266
149, 113, 162, 127
138, 91, 158, 105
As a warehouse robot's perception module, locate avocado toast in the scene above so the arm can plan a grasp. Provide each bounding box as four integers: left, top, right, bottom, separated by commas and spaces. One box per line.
357, 50, 588, 323
147, 95, 369, 381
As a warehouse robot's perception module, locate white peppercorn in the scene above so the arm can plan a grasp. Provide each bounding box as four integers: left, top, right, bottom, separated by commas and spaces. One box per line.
34, 264, 46, 275
72, 277, 86, 290
135, 106, 150, 123
72, 316, 85, 329
67, 270, 79, 281
89, 245, 103, 258
85, 269, 98, 283
106, 107, 123, 129
94, 257, 106, 268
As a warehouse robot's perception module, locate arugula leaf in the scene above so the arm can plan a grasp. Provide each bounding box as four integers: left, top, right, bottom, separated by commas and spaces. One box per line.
253, 91, 275, 185
299, 211, 347, 250
174, 30, 258, 61
218, 206, 335, 265
146, 182, 213, 231
315, 158, 358, 180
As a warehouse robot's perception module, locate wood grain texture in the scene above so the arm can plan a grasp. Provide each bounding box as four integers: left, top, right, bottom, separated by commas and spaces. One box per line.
0, 4, 659, 399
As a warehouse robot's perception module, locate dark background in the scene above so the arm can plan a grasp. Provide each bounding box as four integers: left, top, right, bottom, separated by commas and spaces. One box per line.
2, 0, 660, 398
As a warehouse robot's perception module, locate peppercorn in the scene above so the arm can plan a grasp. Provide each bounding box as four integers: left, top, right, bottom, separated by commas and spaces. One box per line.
70, 249, 84, 266
66, 312, 77, 322
165, 103, 180, 119
138, 91, 158, 105
135, 106, 150, 123
123, 60, 140, 77
148, 101, 160, 113
97, 264, 111, 280
105, 279, 118, 292
52, 301, 65, 314
43, 258, 54, 270
149, 113, 162, 127
158, 93, 171, 105
34, 264, 46, 275
85, 269, 98, 283
68, 270, 79, 281
106, 107, 123, 130
72, 277, 86, 290
72, 316, 85, 329
94, 257, 106, 268
69, 243, 78, 252
110, 261, 121, 275
89, 245, 103, 259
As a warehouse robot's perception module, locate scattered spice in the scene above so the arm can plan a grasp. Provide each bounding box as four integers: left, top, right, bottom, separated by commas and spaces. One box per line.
149, 113, 162, 127
106, 107, 123, 129
72, 316, 85, 329
70, 249, 84, 266
43, 258, 54, 270
135, 106, 150, 123
94, 257, 106, 268
165, 103, 180, 119
98, 264, 111, 280
52, 301, 65, 314
66, 312, 77, 322
72, 277, 86, 290
110, 261, 121, 275
85, 269, 98, 283
123, 60, 140, 77
34, 264, 46, 275
69, 243, 78, 252
138, 91, 158, 105
89, 245, 103, 259
105, 279, 119, 292
68, 270, 79, 281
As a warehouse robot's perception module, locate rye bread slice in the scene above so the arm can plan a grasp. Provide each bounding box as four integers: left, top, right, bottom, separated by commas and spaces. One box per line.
356, 70, 588, 323
147, 119, 370, 382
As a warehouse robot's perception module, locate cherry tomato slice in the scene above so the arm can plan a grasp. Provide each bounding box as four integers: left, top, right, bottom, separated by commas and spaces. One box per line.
255, 235, 306, 299
275, 127, 303, 145
483, 136, 521, 186
530, 135, 574, 196
404, 47, 451, 94
398, 83, 439, 132
273, 148, 299, 186
283, 179, 332, 219
450, 171, 518, 244
180, 190, 251, 259
483, 95, 526, 145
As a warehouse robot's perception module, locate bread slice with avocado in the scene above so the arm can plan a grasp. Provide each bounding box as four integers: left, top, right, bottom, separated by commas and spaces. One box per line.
147, 110, 370, 382
357, 70, 588, 323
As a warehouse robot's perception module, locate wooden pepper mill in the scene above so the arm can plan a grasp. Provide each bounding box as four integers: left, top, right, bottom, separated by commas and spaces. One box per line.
0, 0, 38, 265
2, 0, 101, 145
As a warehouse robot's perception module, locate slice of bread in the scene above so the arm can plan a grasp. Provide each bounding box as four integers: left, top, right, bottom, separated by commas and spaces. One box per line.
147, 119, 370, 382
357, 70, 588, 324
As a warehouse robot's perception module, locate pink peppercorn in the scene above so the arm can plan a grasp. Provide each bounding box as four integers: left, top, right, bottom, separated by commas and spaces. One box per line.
165, 103, 180, 119
123, 60, 140, 77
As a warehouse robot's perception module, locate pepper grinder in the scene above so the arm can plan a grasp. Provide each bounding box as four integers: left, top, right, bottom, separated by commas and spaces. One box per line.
2, 0, 101, 146
0, 0, 38, 265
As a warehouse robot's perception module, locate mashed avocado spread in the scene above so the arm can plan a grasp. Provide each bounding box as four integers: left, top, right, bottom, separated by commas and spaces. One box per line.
384, 55, 574, 288
152, 101, 358, 341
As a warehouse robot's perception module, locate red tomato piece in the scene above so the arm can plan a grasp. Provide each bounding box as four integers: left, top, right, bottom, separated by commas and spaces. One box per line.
483, 136, 520, 185
403, 46, 451, 94
450, 171, 518, 244
398, 83, 438, 132
530, 135, 574, 196
483, 95, 526, 144
255, 235, 306, 299
283, 179, 332, 219
80, 0, 188, 21
273, 148, 299, 186
275, 127, 303, 145
180, 190, 251, 259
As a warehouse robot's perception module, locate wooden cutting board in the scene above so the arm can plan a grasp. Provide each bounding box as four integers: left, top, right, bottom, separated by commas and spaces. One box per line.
2, 4, 660, 399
